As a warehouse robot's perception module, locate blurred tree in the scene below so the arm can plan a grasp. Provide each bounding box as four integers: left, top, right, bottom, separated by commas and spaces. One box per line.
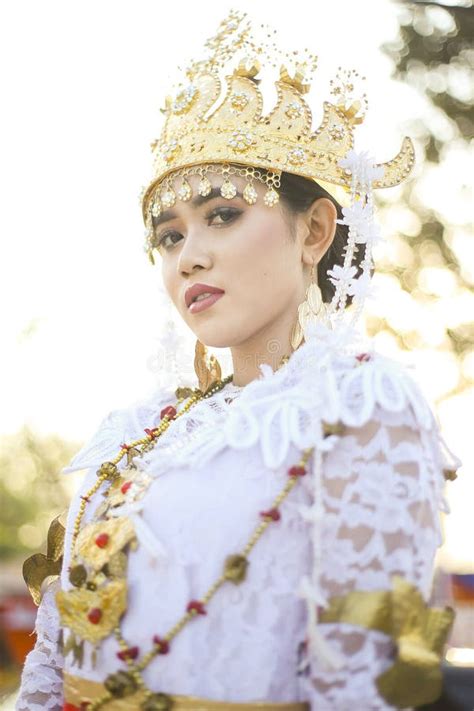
387, 0, 473, 142
370, 0, 473, 400
0, 428, 79, 560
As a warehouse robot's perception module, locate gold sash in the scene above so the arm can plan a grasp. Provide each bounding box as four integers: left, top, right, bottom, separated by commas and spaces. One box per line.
64, 672, 310, 711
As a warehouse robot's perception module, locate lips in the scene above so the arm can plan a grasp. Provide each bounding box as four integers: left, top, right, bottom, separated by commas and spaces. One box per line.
185, 282, 225, 309
188, 292, 224, 314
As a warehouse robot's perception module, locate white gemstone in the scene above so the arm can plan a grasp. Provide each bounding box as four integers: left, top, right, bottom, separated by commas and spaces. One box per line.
151, 200, 162, 217
198, 176, 212, 196
288, 148, 306, 165
221, 178, 237, 199
230, 92, 249, 111
263, 188, 279, 207
161, 189, 176, 207
161, 139, 180, 162
227, 130, 253, 153
285, 102, 303, 119
178, 180, 192, 201
172, 84, 197, 113
243, 183, 258, 204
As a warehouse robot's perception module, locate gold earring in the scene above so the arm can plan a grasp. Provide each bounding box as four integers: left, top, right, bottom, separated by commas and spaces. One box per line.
194, 339, 223, 393
290, 261, 325, 351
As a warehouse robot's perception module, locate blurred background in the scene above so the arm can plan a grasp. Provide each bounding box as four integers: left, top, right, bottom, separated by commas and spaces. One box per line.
0, 0, 472, 707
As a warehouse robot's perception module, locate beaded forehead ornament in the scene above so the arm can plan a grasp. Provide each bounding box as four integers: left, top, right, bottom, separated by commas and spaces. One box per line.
139, 9, 415, 334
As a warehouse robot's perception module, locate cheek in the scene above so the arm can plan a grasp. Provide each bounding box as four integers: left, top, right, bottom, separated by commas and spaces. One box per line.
161, 263, 179, 306
238, 214, 292, 285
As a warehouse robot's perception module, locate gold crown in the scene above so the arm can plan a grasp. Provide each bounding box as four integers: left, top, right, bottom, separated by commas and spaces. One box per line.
141, 10, 415, 224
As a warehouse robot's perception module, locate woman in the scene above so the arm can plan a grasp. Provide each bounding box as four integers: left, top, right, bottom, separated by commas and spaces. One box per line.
16, 10, 461, 711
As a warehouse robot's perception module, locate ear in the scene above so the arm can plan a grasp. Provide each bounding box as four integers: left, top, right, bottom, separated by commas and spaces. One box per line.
298, 197, 337, 268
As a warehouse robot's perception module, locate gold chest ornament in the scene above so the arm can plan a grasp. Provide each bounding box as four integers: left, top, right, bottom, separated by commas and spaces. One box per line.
56, 465, 142, 669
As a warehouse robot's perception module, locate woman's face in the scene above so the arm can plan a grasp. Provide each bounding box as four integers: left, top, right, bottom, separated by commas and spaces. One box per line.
152, 170, 319, 353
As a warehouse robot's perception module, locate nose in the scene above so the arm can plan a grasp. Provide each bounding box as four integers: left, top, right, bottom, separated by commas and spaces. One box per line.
177, 228, 212, 277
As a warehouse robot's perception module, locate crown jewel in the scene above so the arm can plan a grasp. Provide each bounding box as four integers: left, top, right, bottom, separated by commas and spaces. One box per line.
141, 9, 415, 225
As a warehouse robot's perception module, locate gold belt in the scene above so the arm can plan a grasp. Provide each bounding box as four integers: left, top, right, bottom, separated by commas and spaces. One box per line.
64, 672, 310, 711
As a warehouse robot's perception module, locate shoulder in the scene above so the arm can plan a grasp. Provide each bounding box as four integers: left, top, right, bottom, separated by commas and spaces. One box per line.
324, 347, 461, 488
288, 330, 436, 434
61, 384, 176, 474
331, 348, 436, 433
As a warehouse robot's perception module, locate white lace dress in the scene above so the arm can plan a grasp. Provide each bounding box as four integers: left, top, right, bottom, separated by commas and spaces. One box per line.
15, 330, 460, 711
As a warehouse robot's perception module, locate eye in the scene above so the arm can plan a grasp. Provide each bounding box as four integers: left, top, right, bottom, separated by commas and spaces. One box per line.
155, 206, 242, 252
210, 206, 240, 225
154, 230, 182, 251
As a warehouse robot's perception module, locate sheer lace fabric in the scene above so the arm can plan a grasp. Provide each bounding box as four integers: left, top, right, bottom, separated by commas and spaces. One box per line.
296, 408, 446, 710
15, 578, 64, 711
16, 334, 459, 710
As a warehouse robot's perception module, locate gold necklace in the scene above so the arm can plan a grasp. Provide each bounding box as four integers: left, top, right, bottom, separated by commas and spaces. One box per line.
62, 373, 314, 711
71, 375, 234, 550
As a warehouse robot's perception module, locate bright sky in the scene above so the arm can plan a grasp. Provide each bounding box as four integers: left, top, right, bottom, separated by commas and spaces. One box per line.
1, 0, 472, 568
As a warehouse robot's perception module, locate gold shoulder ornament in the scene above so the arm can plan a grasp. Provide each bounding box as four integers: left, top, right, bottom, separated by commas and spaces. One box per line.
319, 575, 455, 708
22, 507, 68, 606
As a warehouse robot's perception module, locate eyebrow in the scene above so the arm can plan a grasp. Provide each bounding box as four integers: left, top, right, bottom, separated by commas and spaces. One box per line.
152, 187, 244, 229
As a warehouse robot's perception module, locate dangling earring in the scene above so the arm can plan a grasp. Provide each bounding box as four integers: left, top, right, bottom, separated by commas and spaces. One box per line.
290, 260, 325, 351
194, 339, 223, 393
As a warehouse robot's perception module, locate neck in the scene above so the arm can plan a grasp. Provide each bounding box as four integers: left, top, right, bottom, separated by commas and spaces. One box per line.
229, 317, 296, 387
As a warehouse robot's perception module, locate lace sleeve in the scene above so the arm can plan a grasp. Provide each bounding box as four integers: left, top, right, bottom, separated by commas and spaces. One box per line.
298, 403, 454, 711
15, 577, 63, 711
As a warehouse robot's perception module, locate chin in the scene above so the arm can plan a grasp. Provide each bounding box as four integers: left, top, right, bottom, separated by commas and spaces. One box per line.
193, 333, 232, 349
189, 322, 241, 349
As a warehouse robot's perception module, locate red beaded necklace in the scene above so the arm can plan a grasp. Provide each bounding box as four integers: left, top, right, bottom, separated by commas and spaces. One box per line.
62, 374, 315, 711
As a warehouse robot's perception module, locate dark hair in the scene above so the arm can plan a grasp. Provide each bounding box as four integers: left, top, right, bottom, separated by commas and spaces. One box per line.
277, 171, 368, 306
